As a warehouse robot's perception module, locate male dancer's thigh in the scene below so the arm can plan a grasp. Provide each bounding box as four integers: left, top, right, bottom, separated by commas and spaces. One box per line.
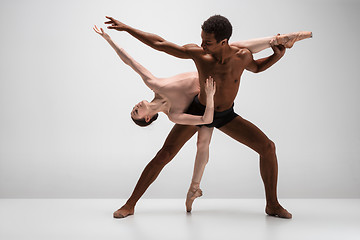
218, 116, 270, 154
160, 124, 198, 160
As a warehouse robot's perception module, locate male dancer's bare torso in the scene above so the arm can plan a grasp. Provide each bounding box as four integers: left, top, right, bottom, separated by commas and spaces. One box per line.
186, 45, 250, 112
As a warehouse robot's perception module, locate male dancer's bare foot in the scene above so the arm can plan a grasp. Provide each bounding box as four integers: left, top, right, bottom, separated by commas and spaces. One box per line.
113, 204, 134, 218
185, 187, 203, 212
265, 204, 292, 219
275, 31, 312, 48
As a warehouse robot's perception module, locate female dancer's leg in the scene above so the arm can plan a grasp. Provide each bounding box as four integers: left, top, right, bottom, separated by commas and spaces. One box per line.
186, 126, 214, 212
230, 31, 312, 53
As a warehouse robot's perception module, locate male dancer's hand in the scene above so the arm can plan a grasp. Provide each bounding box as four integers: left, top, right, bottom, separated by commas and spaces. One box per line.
104, 16, 128, 31
270, 39, 286, 57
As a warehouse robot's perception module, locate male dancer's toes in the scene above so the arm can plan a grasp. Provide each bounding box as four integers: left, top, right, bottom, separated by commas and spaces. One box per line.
265, 204, 292, 219
185, 184, 203, 212
275, 31, 312, 48
113, 204, 134, 218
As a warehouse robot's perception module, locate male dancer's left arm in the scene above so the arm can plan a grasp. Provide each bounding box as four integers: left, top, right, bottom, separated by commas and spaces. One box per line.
244, 40, 286, 73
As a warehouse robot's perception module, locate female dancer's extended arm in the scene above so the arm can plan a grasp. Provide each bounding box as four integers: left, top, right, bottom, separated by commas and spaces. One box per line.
230, 31, 312, 53
93, 25, 160, 91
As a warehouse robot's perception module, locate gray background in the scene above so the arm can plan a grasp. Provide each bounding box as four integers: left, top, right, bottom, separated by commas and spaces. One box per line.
0, 0, 359, 198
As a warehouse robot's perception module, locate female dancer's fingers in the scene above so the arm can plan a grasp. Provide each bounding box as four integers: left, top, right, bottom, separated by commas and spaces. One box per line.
94, 25, 101, 33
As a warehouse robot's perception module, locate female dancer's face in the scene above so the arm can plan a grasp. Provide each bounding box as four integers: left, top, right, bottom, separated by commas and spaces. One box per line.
131, 100, 150, 120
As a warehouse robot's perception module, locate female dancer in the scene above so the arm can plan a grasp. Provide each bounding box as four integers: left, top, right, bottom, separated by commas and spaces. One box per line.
94, 26, 215, 127
94, 25, 311, 214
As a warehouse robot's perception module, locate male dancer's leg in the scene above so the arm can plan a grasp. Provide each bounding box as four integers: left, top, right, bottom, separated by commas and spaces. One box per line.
218, 116, 292, 219
114, 124, 198, 218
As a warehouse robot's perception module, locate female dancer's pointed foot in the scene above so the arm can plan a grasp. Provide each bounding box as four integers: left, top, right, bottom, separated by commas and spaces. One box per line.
113, 204, 134, 218
275, 31, 312, 48
185, 188, 203, 212
265, 204, 292, 219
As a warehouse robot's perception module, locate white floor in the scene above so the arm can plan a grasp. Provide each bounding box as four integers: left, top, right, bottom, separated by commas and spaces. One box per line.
0, 199, 359, 240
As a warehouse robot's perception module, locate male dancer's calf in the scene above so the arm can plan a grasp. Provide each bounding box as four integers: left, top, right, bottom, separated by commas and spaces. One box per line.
117, 124, 197, 217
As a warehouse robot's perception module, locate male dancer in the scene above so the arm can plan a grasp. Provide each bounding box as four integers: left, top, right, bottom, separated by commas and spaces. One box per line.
106, 15, 292, 218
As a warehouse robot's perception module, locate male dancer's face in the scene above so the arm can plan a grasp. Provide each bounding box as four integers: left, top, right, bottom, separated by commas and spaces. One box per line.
201, 31, 224, 54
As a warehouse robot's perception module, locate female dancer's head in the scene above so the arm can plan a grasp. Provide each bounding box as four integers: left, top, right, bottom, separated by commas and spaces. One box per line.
130, 100, 158, 127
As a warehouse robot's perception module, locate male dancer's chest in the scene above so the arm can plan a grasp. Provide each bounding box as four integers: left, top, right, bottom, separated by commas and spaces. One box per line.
198, 60, 244, 111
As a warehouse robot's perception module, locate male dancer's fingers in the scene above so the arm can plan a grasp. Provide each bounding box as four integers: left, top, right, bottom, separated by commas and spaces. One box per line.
105, 16, 117, 24
270, 39, 275, 47
104, 19, 114, 24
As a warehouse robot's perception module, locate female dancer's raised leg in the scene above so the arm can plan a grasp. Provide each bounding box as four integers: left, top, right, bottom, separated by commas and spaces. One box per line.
186, 126, 214, 212
230, 31, 312, 53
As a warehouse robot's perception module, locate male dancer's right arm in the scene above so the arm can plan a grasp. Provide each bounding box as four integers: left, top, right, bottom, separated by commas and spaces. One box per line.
104, 16, 194, 59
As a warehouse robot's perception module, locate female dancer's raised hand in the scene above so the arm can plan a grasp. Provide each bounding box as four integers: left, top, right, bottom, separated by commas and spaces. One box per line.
93, 25, 110, 40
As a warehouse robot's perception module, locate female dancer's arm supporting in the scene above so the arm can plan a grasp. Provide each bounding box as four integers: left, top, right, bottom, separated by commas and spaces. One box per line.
93, 25, 160, 91
168, 76, 216, 125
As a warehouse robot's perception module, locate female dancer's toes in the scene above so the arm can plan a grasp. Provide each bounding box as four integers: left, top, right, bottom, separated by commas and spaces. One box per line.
276, 31, 312, 48
185, 188, 203, 212
113, 204, 134, 218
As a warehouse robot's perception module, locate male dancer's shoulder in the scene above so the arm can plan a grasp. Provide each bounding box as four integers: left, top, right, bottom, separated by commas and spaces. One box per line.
183, 44, 205, 56
234, 48, 253, 64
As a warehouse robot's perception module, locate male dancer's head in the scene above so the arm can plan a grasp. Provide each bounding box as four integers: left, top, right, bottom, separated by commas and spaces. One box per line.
201, 15, 232, 54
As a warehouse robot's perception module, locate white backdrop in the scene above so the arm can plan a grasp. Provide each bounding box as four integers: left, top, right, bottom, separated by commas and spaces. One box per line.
0, 0, 359, 198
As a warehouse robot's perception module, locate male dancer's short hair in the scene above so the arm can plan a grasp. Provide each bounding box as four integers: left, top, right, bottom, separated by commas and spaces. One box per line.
201, 15, 232, 43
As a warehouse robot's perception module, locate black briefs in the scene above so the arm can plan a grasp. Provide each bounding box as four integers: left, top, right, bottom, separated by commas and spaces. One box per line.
185, 95, 238, 128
